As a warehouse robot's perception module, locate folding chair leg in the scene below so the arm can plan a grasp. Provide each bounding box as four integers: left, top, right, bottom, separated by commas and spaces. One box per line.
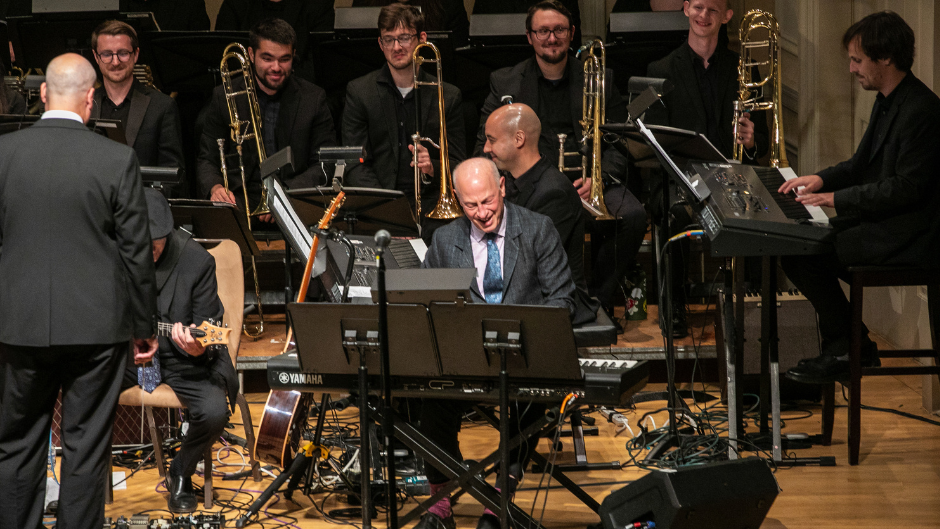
145, 406, 168, 480
203, 446, 213, 509
236, 393, 262, 481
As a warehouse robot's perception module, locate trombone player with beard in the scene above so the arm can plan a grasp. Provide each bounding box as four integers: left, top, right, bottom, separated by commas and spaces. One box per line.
196, 17, 336, 222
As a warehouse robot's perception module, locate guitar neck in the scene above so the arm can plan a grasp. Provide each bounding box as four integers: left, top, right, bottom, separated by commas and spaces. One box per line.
155, 321, 207, 339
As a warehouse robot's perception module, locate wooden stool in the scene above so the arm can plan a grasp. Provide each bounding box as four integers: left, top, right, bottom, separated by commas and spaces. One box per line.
821, 266, 940, 465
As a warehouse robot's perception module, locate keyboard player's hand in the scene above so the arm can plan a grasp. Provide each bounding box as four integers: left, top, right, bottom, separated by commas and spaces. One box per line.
778, 174, 822, 196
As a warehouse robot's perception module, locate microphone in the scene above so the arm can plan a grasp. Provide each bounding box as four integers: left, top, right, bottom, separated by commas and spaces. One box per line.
374, 229, 391, 250
500, 95, 513, 105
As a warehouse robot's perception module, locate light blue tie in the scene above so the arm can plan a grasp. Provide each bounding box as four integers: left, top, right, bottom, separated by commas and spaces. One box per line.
483, 233, 503, 304
138, 352, 161, 393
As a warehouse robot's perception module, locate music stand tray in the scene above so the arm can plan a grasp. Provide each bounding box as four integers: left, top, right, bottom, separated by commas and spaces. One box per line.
371, 268, 474, 305
288, 186, 419, 237
429, 302, 581, 380
169, 199, 260, 257
288, 302, 441, 377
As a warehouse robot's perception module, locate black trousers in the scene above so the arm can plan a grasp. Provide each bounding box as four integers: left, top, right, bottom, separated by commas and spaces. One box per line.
419, 399, 546, 486
0, 341, 127, 529
781, 252, 869, 356
589, 184, 648, 307
121, 364, 229, 478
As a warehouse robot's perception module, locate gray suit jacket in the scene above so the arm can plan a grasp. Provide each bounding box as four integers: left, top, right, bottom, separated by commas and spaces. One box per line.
0, 118, 157, 346
422, 202, 593, 323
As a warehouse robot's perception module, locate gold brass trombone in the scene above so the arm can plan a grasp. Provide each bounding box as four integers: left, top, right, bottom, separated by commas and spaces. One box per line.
219, 42, 272, 218
558, 38, 613, 220
218, 42, 268, 337
411, 41, 461, 221
734, 9, 788, 168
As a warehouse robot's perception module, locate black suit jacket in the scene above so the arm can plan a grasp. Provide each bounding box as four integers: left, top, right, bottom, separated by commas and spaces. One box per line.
423, 202, 593, 323
645, 42, 768, 160
475, 56, 628, 181
155, 230, 238, 409
196, 75, 336, 209
819, 73, 940, 267
507, 156, 600, 320
0, 118, 156, 346
343, 66, 466, 203
92, 81, 185, 180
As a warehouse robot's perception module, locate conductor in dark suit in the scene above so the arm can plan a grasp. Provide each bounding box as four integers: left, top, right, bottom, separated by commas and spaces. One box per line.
120, 190, 238, 513
415, 157, 578, 529
778, 12, 940, 383
197, 17, 336, 221
0, 53, 157, 529
343, 3, 465, 241
90, 21, 185, 185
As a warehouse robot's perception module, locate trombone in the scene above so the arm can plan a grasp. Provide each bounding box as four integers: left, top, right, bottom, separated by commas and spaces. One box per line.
734, 9, 788, 168
558, 38, 613, 220
218, 42, 269, 337
411, 41, 461, 221
219, 42, 273, 217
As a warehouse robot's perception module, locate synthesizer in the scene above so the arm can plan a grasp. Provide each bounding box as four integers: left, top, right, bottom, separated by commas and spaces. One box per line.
319, 235, 425, 303
267, 352, 648, 407
687, 162, 834, 257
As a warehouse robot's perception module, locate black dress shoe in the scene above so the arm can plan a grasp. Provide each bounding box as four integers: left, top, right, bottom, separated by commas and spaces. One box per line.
785, 355, 848, 384
414, 512, 456, 529
477, 512, 501, 529
167, 474, 197, 513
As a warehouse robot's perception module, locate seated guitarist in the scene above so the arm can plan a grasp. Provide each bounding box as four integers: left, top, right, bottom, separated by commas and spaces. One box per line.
121, 189, 238, 513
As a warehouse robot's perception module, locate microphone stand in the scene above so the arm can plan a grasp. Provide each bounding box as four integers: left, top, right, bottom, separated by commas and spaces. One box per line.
374, 230, 398, 529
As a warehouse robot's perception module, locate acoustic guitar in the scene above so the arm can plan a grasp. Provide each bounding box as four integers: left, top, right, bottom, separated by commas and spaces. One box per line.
254, 192, 346, 468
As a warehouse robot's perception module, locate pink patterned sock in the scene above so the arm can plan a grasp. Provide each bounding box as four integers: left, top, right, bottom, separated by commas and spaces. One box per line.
428, 482, 452, 519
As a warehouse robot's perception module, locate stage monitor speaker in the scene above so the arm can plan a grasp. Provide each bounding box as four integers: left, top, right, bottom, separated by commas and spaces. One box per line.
599, 458, 779, 529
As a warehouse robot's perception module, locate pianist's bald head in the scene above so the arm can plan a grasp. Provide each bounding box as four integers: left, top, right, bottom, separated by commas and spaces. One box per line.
41, 53, 97, 122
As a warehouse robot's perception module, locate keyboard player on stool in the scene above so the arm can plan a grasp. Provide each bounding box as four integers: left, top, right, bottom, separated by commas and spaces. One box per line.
417, 157, 580, 529
778, 11, 940, 384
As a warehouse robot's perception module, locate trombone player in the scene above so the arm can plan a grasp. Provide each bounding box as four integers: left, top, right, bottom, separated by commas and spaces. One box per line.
475, 0, 647, 328
343, 3, 466, 242
196, 17, 335, 222
644, 0, 769, 337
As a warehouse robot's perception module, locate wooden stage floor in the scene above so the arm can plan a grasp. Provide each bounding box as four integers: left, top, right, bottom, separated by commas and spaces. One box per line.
94, 323, 940, 528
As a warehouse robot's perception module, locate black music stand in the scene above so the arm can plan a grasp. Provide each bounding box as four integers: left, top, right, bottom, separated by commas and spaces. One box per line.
168, 199, 260, 257
421, 302, 581, 529
137, 31, 249, 93
288, 187, 419, 237
287, 302, 439, 529
6, 11, 157, 70
0, 114, 40, 135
